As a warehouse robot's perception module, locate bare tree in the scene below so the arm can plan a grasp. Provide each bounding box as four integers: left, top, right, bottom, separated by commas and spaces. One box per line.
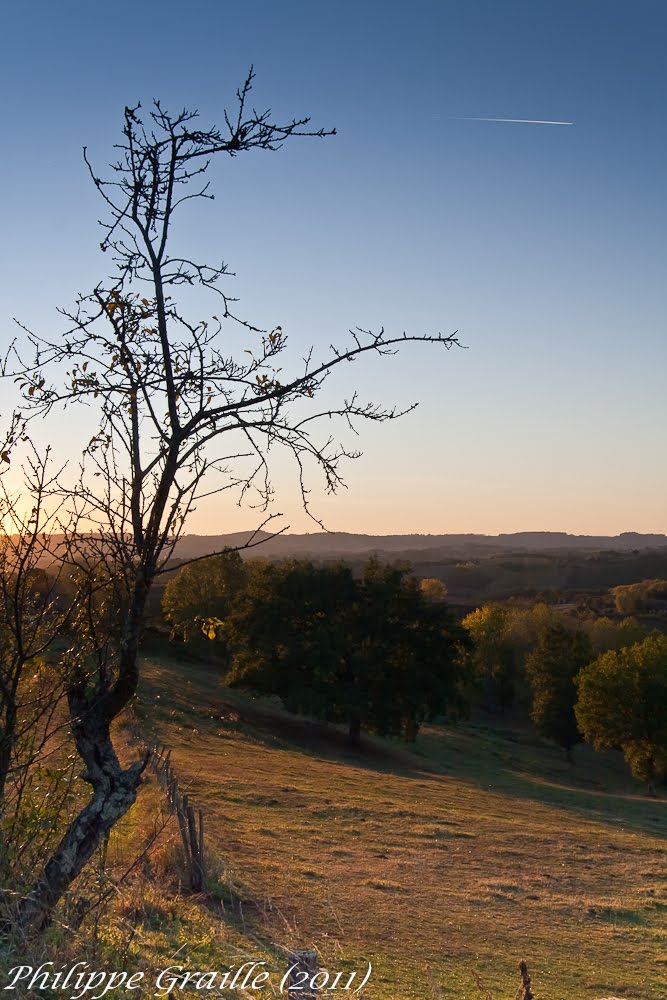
0, 438, 80, 882
5, 69, 462, 929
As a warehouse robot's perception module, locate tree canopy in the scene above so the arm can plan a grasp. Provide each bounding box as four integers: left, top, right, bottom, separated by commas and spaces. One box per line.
575, 632, 667, 790
525, 623, 593, 758
162, 550, 245, 644
461, 604, 519, 712
610, 579, 667, 614
225, 558, 467, 744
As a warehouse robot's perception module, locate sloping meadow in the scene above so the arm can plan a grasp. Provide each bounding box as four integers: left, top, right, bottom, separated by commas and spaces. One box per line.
129, 653, 667, 999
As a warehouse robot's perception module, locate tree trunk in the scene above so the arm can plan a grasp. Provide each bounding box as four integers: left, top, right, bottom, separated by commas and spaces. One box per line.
18, 720, 145, 932
19, 578, 149, 932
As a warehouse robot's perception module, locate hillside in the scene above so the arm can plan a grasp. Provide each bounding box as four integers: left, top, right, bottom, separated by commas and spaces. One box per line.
136, 645, 667, 1000
172, 531, 667, 561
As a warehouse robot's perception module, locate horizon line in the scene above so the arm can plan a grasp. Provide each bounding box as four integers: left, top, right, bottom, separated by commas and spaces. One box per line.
177, 528, 664, 539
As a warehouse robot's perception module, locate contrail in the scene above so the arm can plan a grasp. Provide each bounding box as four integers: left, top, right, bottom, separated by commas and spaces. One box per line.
450, 117, 574, 125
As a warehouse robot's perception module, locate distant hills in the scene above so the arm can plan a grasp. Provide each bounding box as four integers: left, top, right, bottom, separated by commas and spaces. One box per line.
172, 530, 667, 562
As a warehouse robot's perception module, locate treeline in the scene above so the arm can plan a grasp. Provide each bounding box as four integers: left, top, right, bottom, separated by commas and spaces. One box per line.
162, 555, 667, 791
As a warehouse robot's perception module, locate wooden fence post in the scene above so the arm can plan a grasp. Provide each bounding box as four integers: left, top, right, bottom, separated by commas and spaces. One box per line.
517, 960, 534, 1000
198, 809, 205, 886
287, 950, 318, 997
146, 743, 206, 893
187, 802, 203, 892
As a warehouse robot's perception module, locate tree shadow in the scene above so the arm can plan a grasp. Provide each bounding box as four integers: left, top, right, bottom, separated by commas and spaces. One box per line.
139, 651, 442, 781
414, 723, 667, 841
139, 651, 667, 841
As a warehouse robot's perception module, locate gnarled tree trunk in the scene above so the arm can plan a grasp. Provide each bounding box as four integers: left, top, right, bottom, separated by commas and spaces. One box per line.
18, 725, 145, 931
19, 583, 148, 931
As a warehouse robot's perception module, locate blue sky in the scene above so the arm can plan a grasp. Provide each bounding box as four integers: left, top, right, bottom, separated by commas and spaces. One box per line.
1, 1, 665, 535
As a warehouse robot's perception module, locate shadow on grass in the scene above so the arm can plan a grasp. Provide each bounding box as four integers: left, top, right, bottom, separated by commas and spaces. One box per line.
140, 663, 439, 781
138, 639, 666, 842
415, 724, 667, 841
504, 769, 665, 838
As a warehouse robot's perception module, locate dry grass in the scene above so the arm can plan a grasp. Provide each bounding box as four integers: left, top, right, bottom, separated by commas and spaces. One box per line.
134, 648, 667, 1000
0, 715, 281, 999
3, 640, 663, 998
5, 642, 662, 999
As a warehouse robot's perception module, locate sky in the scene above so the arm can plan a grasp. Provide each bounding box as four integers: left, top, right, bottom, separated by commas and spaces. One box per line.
0, 0, 665, 536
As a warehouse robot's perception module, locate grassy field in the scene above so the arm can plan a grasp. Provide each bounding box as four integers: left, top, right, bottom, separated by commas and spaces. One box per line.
135, 645, 667, 1000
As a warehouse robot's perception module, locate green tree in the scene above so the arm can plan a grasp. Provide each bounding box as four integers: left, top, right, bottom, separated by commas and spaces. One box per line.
353, 560, 467, 742
226, 558, 356, 728
505, 602, 555, 652
419, 577, 448, 602
575, 633, 667, 792
582, 615, 645, 655
226, 558, 467, 745
162, 550, 245, 649
610, 579, 667, 614
525, 623, 593, 760
461, 604, 518, 712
